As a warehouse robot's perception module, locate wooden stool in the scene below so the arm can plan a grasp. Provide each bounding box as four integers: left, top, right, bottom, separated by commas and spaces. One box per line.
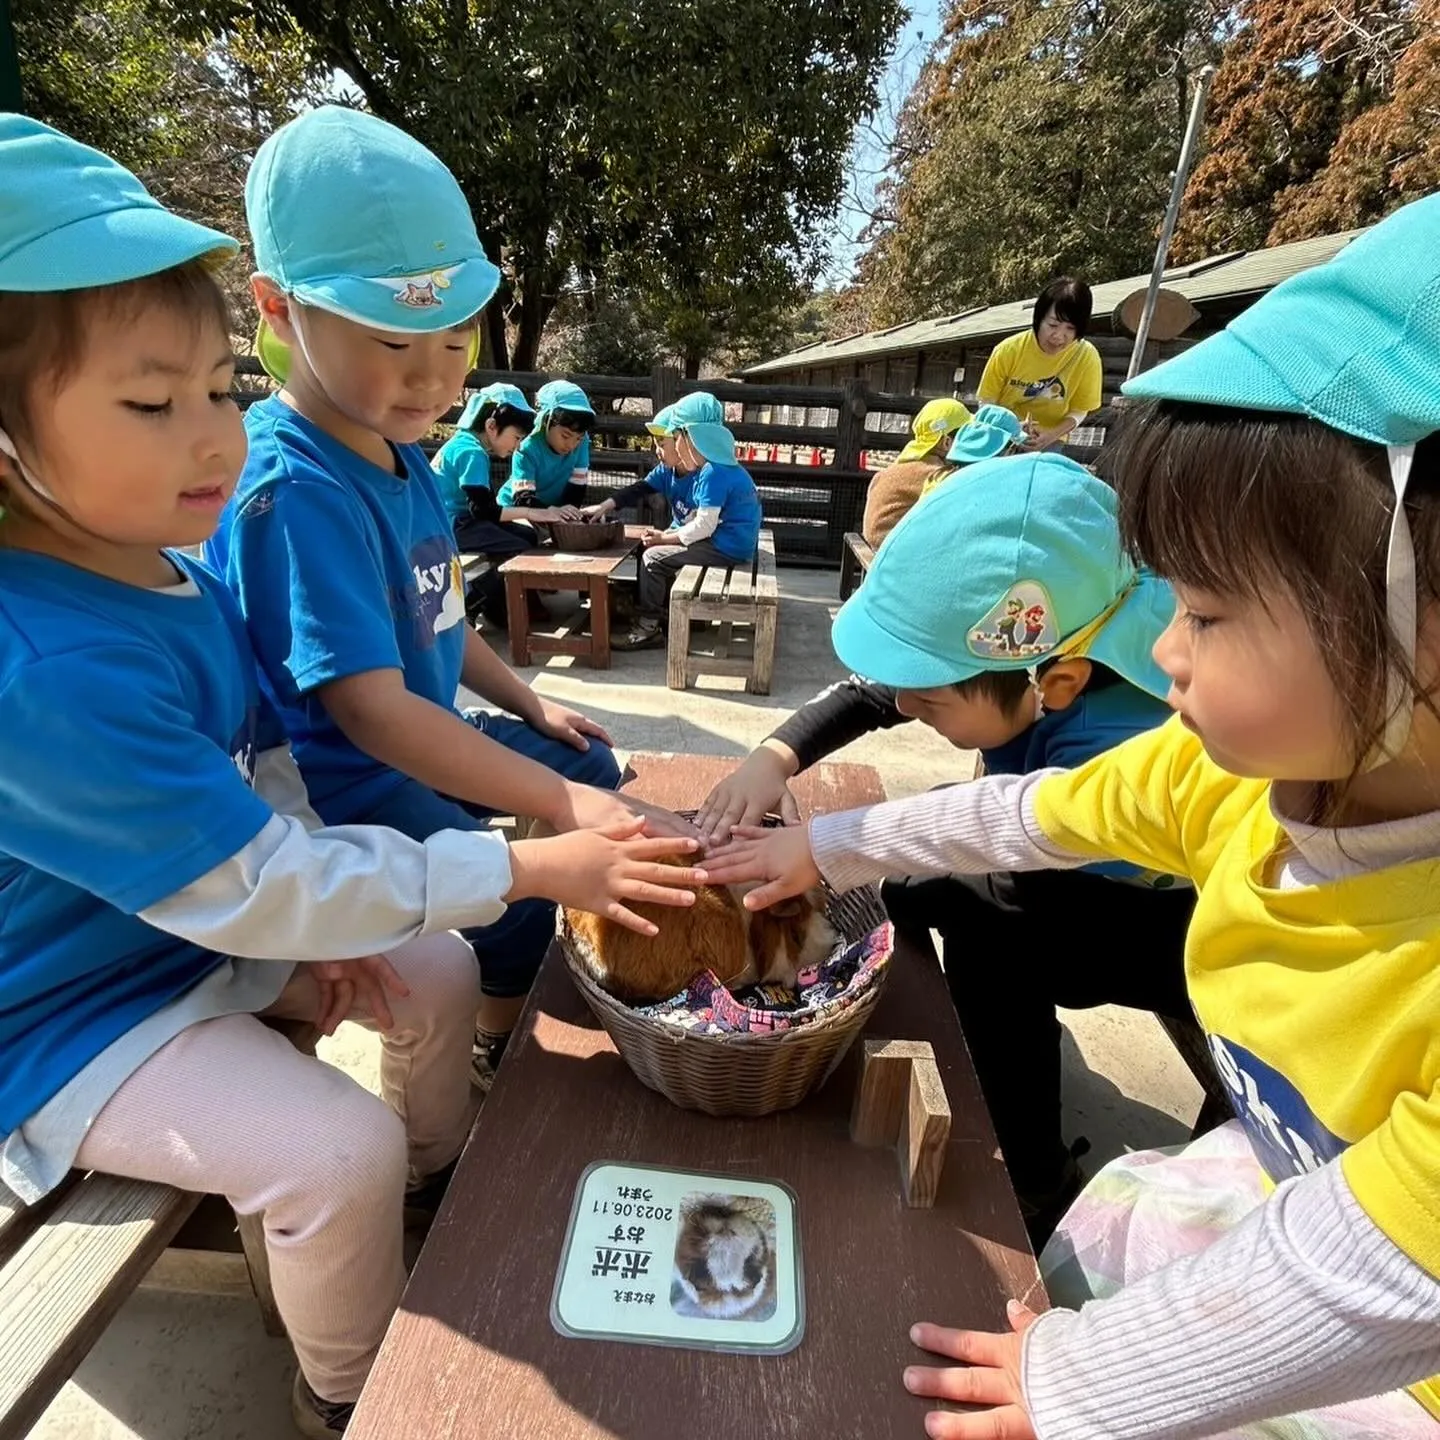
666, 529, 778, 694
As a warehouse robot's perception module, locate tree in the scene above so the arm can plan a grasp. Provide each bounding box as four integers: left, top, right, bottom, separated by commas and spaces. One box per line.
15, 0, 321, 315
166, 0, 904, 370
848, 0, 1227, 328
1174, 0, 1421, 256
1176, 0, 1435, 253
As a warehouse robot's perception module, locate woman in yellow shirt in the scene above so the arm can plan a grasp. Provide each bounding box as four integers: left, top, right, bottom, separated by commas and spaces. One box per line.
978, 277, 1103, 452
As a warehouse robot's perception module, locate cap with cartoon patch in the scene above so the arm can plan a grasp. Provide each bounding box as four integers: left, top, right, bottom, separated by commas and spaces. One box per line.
830, 452, 1175, 697
246, 106, 500, 382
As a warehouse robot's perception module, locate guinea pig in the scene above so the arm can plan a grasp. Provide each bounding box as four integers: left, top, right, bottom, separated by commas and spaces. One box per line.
565, 856, 836, 1004
670, 1193, 777, 1320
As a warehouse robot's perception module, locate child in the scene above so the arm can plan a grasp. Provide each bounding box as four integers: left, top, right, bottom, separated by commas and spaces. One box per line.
862, 396, 973, 546
697, 454, 1191, 1241
587, 393, 761, 650
707, 197, 1440, 1438
917, 403, 1025, 500
204, 108, 671, 1089
978, 276, 1103, 452
0, 117, 704, 1439
433, 383, 580, 626
496, 379, 596, 509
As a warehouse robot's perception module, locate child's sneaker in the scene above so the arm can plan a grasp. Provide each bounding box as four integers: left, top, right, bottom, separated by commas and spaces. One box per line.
470, 1025, 511, 1091
613, 617, 663, 650
291, 1373, 354, 1438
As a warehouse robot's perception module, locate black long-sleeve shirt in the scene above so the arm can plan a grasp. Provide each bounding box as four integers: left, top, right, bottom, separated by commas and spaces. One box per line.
767, 675, 909, 772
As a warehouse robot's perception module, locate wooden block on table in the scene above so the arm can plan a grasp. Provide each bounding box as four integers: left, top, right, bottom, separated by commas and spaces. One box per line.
900, 1055, 951, 1209
850, 1039, 935, 1148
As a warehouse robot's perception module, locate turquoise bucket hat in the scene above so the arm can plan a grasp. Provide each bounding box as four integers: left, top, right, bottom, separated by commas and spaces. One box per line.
0, 114, 237, 292
247, 107, 500, 382
458, 382, 533, 431
534, 380, 595, 423
678, 421, 738, 467
947, 404, 1026, 465
1124, 192, 1440, 762
832, 452, 1174, 695
648, 391, 724, 438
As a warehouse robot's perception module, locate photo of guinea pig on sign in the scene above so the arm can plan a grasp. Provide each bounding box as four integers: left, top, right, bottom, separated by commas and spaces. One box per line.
670, 1192, 778, 1323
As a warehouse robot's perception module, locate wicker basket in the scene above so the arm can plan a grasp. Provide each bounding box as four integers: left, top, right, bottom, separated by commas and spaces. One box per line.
545, 518, 626, 551
560, 883, 892, 1118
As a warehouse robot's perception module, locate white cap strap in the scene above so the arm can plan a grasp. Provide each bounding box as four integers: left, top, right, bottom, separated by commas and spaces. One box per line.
1372, 443, 1418, 766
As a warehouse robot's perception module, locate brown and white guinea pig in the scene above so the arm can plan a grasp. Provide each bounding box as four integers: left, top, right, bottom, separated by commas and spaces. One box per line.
564, 855, 836, 1004
670, 1193, 777, 1320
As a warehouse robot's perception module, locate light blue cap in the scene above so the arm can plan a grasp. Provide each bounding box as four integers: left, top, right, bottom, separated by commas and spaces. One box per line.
833, 453, 1174, 695
0, 114, 237, 292
648, 391, 724, 437
534, 379, 595, 421
458, 382, 533, 430
947, 404, 1026, 465
679, 421, 738, 467
247, 107, 500, 349
1123, 193, 1440, 446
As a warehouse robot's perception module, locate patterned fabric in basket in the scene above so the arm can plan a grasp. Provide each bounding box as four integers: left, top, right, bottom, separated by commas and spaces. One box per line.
633, 923, 894, 1035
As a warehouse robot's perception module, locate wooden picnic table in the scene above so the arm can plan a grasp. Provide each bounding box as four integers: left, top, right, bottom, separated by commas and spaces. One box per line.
498, 524, 646, 670
347, 754, 1041, 1440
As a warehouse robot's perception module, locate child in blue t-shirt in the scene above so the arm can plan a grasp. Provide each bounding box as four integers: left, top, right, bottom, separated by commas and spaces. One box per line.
433, 383, 582, 626
585, 392, 762, 650
0, 118, 702, 1438
206, 109, 684, 1085
496, 379, 596, 508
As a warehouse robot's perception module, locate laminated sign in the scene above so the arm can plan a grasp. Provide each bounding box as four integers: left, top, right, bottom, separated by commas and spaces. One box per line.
551, 1161, 803, 1355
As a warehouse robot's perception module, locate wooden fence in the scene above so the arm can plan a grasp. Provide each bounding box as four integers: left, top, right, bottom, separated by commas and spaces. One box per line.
232, 358, 1111, 567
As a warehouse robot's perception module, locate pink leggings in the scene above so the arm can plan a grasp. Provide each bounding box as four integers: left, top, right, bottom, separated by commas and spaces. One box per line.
74, 933, 481, 1403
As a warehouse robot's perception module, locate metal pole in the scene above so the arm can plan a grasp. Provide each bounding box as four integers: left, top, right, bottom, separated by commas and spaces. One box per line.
1126, 64, 1216, 381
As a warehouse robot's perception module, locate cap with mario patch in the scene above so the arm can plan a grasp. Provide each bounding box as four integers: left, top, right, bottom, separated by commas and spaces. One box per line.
247, 106, 499, 382
831, 452, 1174, 696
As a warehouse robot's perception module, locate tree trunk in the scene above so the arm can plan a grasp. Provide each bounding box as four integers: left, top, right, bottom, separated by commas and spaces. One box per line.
483, 305, 508, 372
510, 275, 558, 371
682, 349, 703, 379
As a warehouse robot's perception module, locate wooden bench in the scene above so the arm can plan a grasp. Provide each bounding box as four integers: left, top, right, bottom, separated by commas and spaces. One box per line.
838, 531, 875, 601
666, 529, 779, 695
0, 1020, 316, 1437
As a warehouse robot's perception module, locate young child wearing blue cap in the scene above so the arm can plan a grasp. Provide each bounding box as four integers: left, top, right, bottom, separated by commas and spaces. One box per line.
206, 108, 681, 1087
496, 378, 597, 509
699, 452, 1190, 1244
432, 382, 583, 626
584, 392, 761, 649
708, 196, 1440, 1439
0, 117, 704, 1438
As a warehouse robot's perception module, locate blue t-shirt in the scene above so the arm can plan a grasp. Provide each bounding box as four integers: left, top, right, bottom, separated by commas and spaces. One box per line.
981, 677, 1176, 884
644, 461, 762, 562
207, 397, 469, 822
432, 428, 496, 525
0, 552, 275, 1135
498, 432, 590, 507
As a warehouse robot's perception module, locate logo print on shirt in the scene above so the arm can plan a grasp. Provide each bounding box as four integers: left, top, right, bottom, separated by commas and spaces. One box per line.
228, 705, 259, 788
408, 536, 466, 649
1208, 1034, 1345, 1181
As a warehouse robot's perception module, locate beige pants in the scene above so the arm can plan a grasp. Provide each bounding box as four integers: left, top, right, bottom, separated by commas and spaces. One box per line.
74, 933, 481, 1403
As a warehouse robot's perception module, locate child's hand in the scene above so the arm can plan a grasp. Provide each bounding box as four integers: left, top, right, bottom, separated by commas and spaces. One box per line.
640, 528, 669, 547
699, 824, 821, 908
534, 698, 614, 752
580, 500, 615, 520
555, 783, 700, 843
554, 504, 584, 522
310, 955, 412, 1035
694, 747, 802, 846
507, 817, 707, 935
902, 1303, 1040, 1439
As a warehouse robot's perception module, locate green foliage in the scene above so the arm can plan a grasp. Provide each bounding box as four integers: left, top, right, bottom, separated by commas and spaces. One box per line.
852, 0, 1225, 327
163, 0, 905, 368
